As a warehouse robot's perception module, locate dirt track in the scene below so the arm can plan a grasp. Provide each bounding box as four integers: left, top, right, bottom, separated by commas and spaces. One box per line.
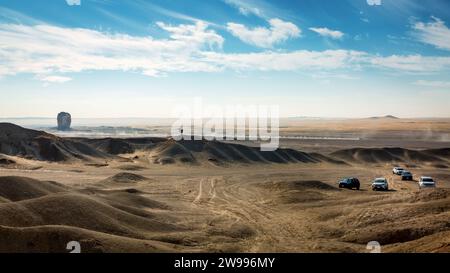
0, 120, 449, 253
1, 158, 449, 253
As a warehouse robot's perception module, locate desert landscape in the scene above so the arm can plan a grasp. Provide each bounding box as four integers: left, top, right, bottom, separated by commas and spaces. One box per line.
1, 118, 449, 253
1, 0, 450, 261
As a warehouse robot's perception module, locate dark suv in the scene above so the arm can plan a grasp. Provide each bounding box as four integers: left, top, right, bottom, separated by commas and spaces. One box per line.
339, 177, 360, 190
401, 171, 413, 181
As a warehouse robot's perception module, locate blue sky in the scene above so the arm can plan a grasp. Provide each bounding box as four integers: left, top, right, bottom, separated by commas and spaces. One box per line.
0, 0, 450, 118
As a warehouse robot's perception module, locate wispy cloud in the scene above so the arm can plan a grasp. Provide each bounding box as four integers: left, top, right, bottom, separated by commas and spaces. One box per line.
39, 75, 73, 83
227, 19, 300, 48
130, 0, 212, 25
414, 80, 450, 88
66, 0, 81, 6
1, 23, 450, 79
366, 0, 382, 6
222, 0, 295, 21
95, 8, 148, 32
370, 54, 450, 72
223, 0, 263, 17
202, 50, 365, 71
309, 27, 344, 40
412, 17, 450, 51
0, 22, 222, 77
0, 7, 46, 25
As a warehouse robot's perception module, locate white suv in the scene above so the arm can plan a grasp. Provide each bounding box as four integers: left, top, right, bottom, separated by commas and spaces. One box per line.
392, 167, 404, 175
419, 176, 436, 189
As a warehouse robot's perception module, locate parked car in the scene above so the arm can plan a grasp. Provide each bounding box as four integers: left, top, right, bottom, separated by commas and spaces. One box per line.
419, 176, 436, 189
339, 177, 360, 190
401, 171, 413, 181
372, 178, 389, 191
392, 167, 404, 175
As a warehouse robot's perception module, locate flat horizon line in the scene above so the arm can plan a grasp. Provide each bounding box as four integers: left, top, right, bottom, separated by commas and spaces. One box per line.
1, 116, 450, 120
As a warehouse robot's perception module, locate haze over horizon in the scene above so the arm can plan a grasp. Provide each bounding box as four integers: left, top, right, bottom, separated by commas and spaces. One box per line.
1, 0, 450, 118
1, 115, 449, 120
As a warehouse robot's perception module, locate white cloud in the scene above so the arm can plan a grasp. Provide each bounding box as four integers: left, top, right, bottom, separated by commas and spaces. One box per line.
0, 22, 223, 77
1, 23, 450, 79
413, 17, 450, 51
414, 80, 450, 88
367, 0, 382, 6
223, 0, 263, 17
201, 50, 366, 71
40, 75, 73, 83
222, 0, 290, 21
309, 27, 344, 40
66, 0, 81, 6
156, 21, 224, 50
370, 54, 450, 72
226, 19, 300, 48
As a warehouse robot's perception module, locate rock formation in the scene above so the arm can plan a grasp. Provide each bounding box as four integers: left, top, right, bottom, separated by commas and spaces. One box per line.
57, 112, 72, 131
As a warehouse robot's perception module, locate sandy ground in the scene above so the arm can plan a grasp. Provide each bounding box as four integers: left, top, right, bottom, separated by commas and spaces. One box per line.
0, 118, 449, 253
1, 158, 449, 253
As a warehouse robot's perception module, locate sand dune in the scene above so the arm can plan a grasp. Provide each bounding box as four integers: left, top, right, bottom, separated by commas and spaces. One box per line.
0, 154, 43, 170
101, 172, 150, 184
0, 225, 177, 253
77, 137, 163, 155
150, 139, 323, 165
4, 123, 447, 168
0, 174, 188, 253
0, 168, 449, 252
0, 192, 179, 239
98, 190, 169, 210
0, 123, 111, 162
264, 180, 338, 191
0, 154, 16, 165
384, 231, 450, 253
0, 124, 330, 166
82, 138, 134, 155
0, 176, 68, 201
0, 122, 449, 253
410, 188, 450, 202
340, 198, 450, 246
260, 180, 338, 204
424, 148, 450, 158
330, 147, 449, 164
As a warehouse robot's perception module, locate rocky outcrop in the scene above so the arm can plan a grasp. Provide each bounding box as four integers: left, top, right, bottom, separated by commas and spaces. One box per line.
57, 112, 71, 131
